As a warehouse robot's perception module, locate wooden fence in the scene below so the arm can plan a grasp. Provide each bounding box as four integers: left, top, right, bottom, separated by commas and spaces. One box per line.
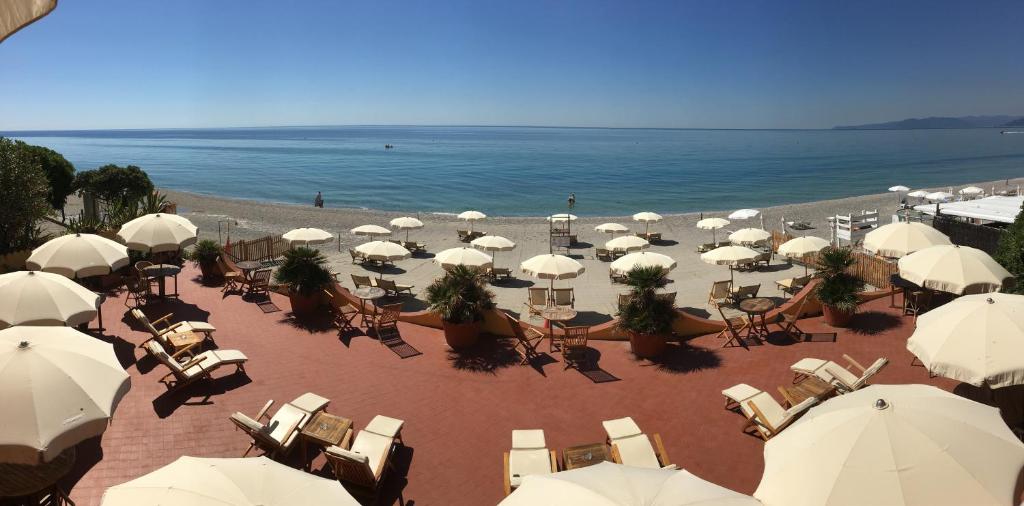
933, 214, 1005, 255
772, 229, 897, 289
225, 235, 288, 263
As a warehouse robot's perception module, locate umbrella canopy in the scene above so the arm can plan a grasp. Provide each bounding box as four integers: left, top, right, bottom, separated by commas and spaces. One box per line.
925, 191, 954, 202
0, 326, 130, 465
610, 252, 677, 275
547, 213, 578, 222
595, 223, 629, 234
434, 247, 493, 270
907, 190, 929, 198
350, 224, 391, 237
117, 213, 198, 253
501, 462, 760, 506
888, 185, 910, 192
27, 233, 129, 278
101, 456, 359, 506
728, 228, 771, 246
458, 210, 487, 233
389, 216, 424, 230
960, 186, 985, 195
777, 236, 829, 258
353, 240, 410, 262
0, 271, 98, 328
701, 245, 759, 283
281, 227, 333, 247
605, 235, 650, 253
908, 293, 1024, 388
696, 218, 730, 230
898, 245, 1012, 294
755, 384, 1024, 506
0, 0, 56, 44
632, 212, 663, 235
471, 235, 516, 251
521, 254, 585, 290
863, 222, 951, 258
728, 209, 759, 220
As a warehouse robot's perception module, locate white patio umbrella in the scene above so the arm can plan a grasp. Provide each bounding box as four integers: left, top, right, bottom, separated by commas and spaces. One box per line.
27, 233, 129, 278
354, 240, 410, 278
728, 208, 759, 220
897, 244, 1012, 294
755, 384, 1024, 506
696, 217, 730, 244
907, 190, 929, 198
117, 213, 198, 253
632, 212, 663, 236
0, 326, 130, 465
595, 223, 629, 235
281, 227, 332, 247
777, 236, 830, 275
389, 216, 424, 242
471, 235, 516, 269
889, 185, 910, 205
925, 191, 954, 202
521, 254, 585, 291
458, 210, 487, 233
434, 247, 493, 270
350, 224, 391, 237
0, 271, 98, 328
547, 213, 578, 222
959, 186, 984, 196
101, 456, 359, 506
0, 0, 57, 44
863, 222, 951, 258
701, 245, 759, 284
610, 252, 677, 275
728, 228, 771, 246
500, 462, 760, 506
908, 293, 1024, 388
605, 235, 650, 253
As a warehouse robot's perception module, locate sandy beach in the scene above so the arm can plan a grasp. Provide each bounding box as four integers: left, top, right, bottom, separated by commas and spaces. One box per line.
74, 176, 1024, 324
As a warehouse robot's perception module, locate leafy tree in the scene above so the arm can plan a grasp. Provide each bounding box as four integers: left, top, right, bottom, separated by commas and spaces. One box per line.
74, 164, 153, 206
14, 141, 75, 213
0, 138, 52, 253
616, 265, 676, 335
995, 203, 1024, 294
274, 247, 334, 296
813, 246, 865, 311
424, 265, 496, 323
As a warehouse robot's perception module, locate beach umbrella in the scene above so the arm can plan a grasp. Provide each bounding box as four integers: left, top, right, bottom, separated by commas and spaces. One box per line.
728, 228, 771, 246
471, 235, 516, 269
907, 190, 929, 198
458, 210, 487, 233
354, 240, 410, 278
547, 214, 578, 222
863, 222, 951, 258
728, 209, 759, 220
595, 223, 629, 236
101, 456, 359, 506
0, 271, 98, 328
610, 252, 677, 275
500, 462, 760, 506
754, 384, 1024, 506
701, 245, 758, 284
907, 293, 1024, 388
0, 326, 130, 465
898, 244, 1012, 295
777, 236, 830, 275
632, 212, 663, 236
0, 0, 56, 44
521, 254, 585, 291
117, 213, 198, 253
27, 233, 129, 279
434, 247, 493, 270
350, 224, 391, 238
389, 216, 424, 242
924, 191, 953, 202
696, 217, 730, 244
959, 186, 984, 196
888, 185, 910, 192
605, 235, 650, 253
281, 227, 332, 248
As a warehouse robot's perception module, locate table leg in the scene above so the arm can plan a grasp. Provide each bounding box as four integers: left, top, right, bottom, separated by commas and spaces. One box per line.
158, 277, 166, 298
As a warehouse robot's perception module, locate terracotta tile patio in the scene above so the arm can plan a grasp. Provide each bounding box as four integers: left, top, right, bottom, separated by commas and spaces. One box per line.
62, 266, 978, 505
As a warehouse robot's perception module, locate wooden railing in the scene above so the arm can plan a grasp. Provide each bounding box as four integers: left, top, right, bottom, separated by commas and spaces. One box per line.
803, 250, 897, 290
225, 235, 288, 263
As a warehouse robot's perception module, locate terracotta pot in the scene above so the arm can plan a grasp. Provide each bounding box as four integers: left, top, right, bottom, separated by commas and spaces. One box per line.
822, 304, 855, 327
442, 320, 481, 349
627, 331, 667, 358
288, 291, 322, 316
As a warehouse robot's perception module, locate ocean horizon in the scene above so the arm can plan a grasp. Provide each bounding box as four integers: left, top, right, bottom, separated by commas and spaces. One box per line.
5, 125, 1023, 216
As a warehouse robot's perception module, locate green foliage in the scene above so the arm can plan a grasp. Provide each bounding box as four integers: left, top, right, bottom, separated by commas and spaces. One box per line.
0, 138, 52, 254
424, 265, 496, 324
813, 246, 864, 312
274, 247, 333, 296
74, 164, 153, 206
139, 191, 169, 215
187, 239, 222, 267
616, 265, 677, 335
995, 203, 1024, 294
64, 215, 105, 234
14, 141, 75, 210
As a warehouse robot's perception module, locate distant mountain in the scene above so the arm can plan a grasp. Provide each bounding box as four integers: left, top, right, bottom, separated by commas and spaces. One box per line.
834, 115, 1022, 130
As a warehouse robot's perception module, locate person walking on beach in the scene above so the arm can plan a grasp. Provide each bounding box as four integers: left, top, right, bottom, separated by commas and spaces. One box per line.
314, 191, 324, 208
568, 192, 576, 209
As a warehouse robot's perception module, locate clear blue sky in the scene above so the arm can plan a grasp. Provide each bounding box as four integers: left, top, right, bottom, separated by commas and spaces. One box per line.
1, 0, 1021, 130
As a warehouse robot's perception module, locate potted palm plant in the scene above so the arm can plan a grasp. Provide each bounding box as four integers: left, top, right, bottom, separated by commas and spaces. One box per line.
274, 247, 334, 316
187, 239, 222, 282
424, 265, 496, 349
616, 265, 676, 358
814, 246, 864, 327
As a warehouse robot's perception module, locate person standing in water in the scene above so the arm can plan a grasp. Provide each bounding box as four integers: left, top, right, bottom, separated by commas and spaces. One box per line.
314, 191, 324, 208
568, 192, 576, 209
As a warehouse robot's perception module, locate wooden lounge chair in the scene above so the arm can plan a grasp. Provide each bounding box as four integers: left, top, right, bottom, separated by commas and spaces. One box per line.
707, 280, 733, 308
791, 355, 889, 393
722, 383, 762, 411
609, 268, 628, 283
596, 248, 614, 261
349, 274, 373, 289
324, 415, 404, 501
776, 274, 812, 296
752, 251, 771, 268
247, 268, 272, 297
524, 287, 549, 317
775, 296, 809, 341
503, 312, 544, 364
376, 278, 414, 297
503, 429, 557, 496
132, 308, 216, 352
559, 325, 589, 370
488, 266, 512, 282
552, 288, 575, 308
602, 417, 674, 469
740, 391, 817, 441
370, 303, 402, 342
729, 283, 760, 303
401, 240, 426, 253
697, 242, 717, 253
229, 392, 330, 459
142, 341, 247, 392
716, 305, 751, 348
324, 288, 360, 332
349, 248, 367, 264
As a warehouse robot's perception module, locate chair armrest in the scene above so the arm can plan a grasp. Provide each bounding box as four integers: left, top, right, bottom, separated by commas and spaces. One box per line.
609, 443, 623, 464
503, 452, 512, 496
170, 342, 200, 359
159, 321, 185, 336
339, 427, 354, 450
746, 400, 776, 435
153, 313, 174, 325
255, 399, 274, 421
549, 449, 558, 472
178, 354, 209, 371
652, 433, 671, 467
843, 354, 867, 373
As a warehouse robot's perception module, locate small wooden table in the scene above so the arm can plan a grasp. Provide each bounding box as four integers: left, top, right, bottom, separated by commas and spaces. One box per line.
779, 376, 835, 406
353, 286, 386, 327
143, 263, 182, 298
540, 306, 577, 352
166, 331, 205, 354
562, 443, 612, 470
300, 412, 353, 470
739, 297, 775, 337
236, 260, 262, 283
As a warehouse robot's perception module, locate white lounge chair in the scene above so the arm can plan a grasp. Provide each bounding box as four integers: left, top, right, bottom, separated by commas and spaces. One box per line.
722, 383, 761, 411
740, 391, 817, 441
601, 417, 674, 469
143, 341, 247, 392
503, 429, 557, 496
791, 355, 889, 393
324, 415, 404, 501
132, 308, 215, 349
229, 392, 330, 459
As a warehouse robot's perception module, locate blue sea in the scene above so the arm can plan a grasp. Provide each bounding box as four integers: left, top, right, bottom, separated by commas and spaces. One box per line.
4, 126, 1023, 216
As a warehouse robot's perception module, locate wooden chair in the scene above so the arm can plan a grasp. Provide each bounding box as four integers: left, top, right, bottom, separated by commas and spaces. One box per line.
489, 266, 512, 282
602, 417, 674, 469
716, 305, 751, 348
218, 255, 244, 293
903, 289, 931, 321
123, 275, 151, 308
775, 296, 809, 341
729, 283, 760, 304
324, 288, 360, 332
134, 260, 160, 293
503, 429, 557, 496
596, 248, 613, 261
697, 242, 716, 253
524, 287, 549, 317
707, 280, 733, 308
131, 308, 216, 352
552, 288, 574, 308
609, 268, 628, 284
776, 274, 812, 296
142, 341, 247, 392
229, 392, 329, 459
246, 268, 272, 297
503, 312, 544, 365
559, 325, 589, 370
324, 415, 404, 502
752, 251, 771, 268
351, 274, 375, 289
377, 278, 414, 297
740, 392, 817, 441
349, 249, 367, 264
371, 303, 403, 342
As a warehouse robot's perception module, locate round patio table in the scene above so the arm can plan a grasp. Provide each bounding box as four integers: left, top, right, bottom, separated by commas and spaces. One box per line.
541, 306, 577, 352
353, 286, 386, 327
142, 263, 182, 298
739, 297, 775, 337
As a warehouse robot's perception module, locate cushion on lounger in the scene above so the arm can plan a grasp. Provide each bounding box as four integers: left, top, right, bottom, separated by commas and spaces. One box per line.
790, 358, 828, 375
784, 398, 818, 418
180, 321, 216, 333
266, 404, 308, 448
350, 431, 393, 477
602, 417, 643, 440
822, 364, 859, 387
365, 415, 404, 438
208, 349, 248, 364
326, 446, 369, 466
722, 383, 761, 404
741, 392, 787, 428
289, 392, 330, 414
230, 412, 264, 433
512, 429, 546, 450
614, 434, 661, 469
508, 448, 553, 487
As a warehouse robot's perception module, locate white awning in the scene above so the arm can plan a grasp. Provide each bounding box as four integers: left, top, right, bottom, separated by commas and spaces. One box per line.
913, 195, 1024, 224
